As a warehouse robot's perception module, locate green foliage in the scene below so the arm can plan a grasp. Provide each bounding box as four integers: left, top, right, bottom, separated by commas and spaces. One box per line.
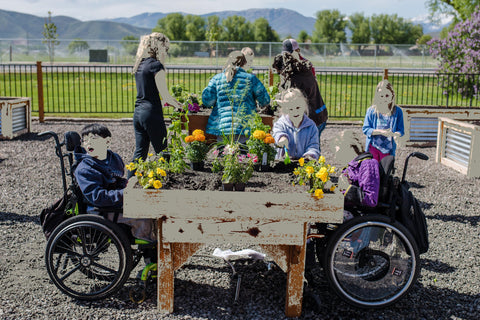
127, 156, 168, 189
417, 34, 433, 45
370, 14, 423, 45
427, 0, 480, 22
42, 11, 59, 63
220, 144, 254, 183
164, 109, 189, 173
206, 16, 223, 43
67, 38, 89, 54
221, 16, 254, 41
185, 15, 206, 41
348, 13, 371, 51
297, 30, 310, 43
253, 17, 279, 42
121, 35, 138, 56
313, 10, 347, 43
153, 13, 187, 41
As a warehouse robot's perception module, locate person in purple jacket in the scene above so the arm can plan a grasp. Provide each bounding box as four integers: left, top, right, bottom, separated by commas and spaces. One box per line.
335, 129, 380, 212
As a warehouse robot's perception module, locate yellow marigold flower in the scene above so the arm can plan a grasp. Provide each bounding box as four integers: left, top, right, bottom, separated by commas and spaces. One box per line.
318, 155, 326, 164
317, 167, 328, 183
148, 178, 154, 185
314, 189, 324, 199
252, 130, 266, 140
126, 163, 135, 171
264, 136, 275, 144
159, 157, 165, 162
330, 185, 336, 192
293, 168, 300, 175
330, 166, 336, 174
135, 171, 142, 177
148, 153, 153, 157
153, 180, 162, 189
148, 171, 154, 178
185, 135, 195, 143
306, 166, 314, 177
156, 168, 166, 176
194, 134, 206, 142
192, 129, 204, 136
299, 158, 305, 167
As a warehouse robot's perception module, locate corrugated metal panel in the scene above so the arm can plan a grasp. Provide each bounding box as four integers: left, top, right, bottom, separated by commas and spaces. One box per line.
410, 117, 438, 141
12, 105, 26, 133
445, 128, 471, 167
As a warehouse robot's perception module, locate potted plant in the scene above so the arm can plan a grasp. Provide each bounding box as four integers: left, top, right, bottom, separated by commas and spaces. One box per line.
246, 129, 276, 171
215, 143, 255, 191
126, 154, 168, 189
292, 156, 336, 199
184, 129, 210, 170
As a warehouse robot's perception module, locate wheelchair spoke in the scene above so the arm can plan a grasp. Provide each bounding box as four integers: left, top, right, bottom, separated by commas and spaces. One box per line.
91, 262, 117, 275
59, 263, 81, 281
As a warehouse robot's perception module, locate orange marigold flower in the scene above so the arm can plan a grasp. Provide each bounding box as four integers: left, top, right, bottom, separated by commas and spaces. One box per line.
264, 136, 275, 144
252, 130, 266, 140
185, 135, 195, 143
194, 134, 206, 142
192, 129, 204, 136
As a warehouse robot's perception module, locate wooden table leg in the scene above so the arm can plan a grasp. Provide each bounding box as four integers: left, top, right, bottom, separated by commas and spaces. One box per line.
157, 219, 174, 313
285, 223, 307, 317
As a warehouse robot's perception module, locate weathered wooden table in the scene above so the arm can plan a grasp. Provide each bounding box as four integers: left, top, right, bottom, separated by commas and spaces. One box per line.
124, 181, 343, 317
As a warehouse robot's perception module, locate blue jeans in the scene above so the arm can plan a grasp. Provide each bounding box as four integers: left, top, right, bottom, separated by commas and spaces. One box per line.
317, 122, 327, 153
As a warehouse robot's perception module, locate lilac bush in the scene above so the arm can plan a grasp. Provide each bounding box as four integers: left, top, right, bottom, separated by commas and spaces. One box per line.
429, 7, 480, 99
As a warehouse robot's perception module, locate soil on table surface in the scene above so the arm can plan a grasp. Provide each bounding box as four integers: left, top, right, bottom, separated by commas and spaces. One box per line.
162, 161, 308, 193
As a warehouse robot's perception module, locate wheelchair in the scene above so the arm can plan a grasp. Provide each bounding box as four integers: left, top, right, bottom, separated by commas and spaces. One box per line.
311, 151, 429, 308
39, 130, 157, 303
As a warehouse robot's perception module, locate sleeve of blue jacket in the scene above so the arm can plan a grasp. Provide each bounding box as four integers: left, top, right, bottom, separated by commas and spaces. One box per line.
250, 75, 270, 107
202, 75, 220, 107
75, 164, 124, 208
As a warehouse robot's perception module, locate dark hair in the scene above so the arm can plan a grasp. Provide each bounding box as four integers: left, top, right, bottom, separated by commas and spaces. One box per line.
81, 123, 112, 138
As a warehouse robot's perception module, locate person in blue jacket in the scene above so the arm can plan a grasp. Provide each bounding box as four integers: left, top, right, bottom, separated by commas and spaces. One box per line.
202, 49, 270, 141
74, 123, 156, 242
362, 80, 405, 161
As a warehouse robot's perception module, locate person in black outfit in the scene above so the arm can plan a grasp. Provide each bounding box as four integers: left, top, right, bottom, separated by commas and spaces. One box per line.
129, 32, 182, 177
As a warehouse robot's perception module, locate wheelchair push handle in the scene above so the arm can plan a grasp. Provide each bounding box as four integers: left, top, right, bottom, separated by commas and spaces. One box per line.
401, 152, 429, 184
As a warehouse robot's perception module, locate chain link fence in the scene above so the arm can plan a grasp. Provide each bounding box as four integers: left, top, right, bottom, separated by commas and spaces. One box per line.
0, 39, 437, 69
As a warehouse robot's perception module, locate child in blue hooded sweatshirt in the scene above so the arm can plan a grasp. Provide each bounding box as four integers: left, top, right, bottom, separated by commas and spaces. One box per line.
272, 88, 320, 160
74, 123, 156, 242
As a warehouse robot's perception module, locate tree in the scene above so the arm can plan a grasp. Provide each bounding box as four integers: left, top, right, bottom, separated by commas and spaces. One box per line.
206, 15, 223, 43
220, 16, 254, 42
429, 8, 480, 98
348, 13, 371, 52
313, 10, 347, 43
67, 38, 89, 54
370, 14, 423, 45
427, 0, 480, 22
121, 35, 139, 56
252, 17, 279, 42
185, 15, 206, 41
297, 30, 310, 43
153, 13, 187, 41
42, 11, 59, 64
417, 34, 433, 45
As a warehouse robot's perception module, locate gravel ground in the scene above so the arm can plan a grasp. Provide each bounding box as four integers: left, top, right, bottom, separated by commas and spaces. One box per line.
0, 119, 479, 320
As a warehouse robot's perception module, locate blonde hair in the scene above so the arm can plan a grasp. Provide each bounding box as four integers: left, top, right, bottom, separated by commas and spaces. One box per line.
224, 50, 247, 82
132, 32, 170, 74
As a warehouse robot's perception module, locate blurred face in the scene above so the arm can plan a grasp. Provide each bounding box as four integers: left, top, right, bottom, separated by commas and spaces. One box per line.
373, 82, 395, 114
333, 131, 360, 165
280, 91, 306, 127
83, 133, 109, 160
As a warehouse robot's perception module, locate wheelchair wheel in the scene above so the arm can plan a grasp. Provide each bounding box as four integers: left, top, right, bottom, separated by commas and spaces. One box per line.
323, 214, 420, 308
45, 214, 133, 300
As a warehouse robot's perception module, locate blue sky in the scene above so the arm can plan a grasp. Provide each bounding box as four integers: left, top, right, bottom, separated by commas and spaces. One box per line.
0, 0, 431, 20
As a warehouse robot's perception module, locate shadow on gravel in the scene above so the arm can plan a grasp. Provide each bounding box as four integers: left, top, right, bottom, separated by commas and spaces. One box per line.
422, 258, 457, 273
0, 211, 39, 224
428, 214, 480, 226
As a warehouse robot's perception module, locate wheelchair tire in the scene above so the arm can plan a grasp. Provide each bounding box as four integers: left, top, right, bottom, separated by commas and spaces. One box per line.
323, 214, 420, 308
45, 214, 133, 301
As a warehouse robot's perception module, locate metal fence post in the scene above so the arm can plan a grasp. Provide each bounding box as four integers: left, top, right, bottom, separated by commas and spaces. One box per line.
36, 61, 45, 123
384, 69, 389, 80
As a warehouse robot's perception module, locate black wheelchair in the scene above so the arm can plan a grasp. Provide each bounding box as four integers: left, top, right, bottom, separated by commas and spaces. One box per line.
39, 130, 157, 303
311, 151, 429, 308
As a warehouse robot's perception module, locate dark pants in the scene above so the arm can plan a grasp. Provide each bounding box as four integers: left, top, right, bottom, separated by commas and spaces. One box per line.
129, 104, 167, 178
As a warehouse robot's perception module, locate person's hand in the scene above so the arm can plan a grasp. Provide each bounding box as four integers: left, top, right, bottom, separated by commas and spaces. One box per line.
303, 154, 315, 161
164, 97, 183, 112
276, 137, 289, 148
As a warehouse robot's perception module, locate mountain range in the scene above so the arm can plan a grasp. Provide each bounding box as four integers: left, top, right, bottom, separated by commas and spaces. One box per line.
0, 8, 449, 41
